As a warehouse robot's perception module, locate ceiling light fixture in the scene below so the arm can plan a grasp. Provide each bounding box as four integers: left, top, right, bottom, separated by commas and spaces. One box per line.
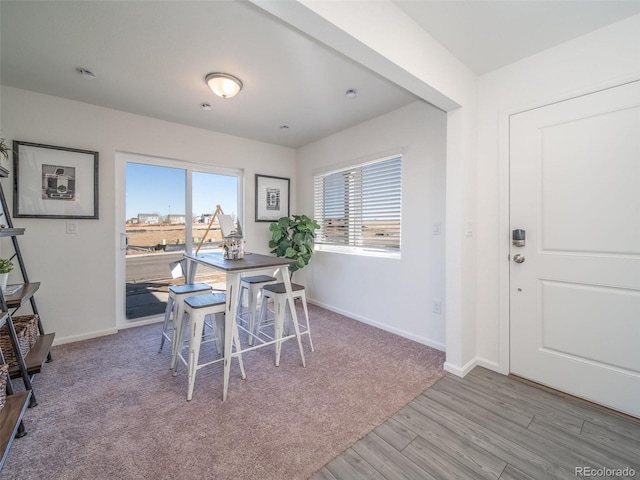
205, 73, 243, 99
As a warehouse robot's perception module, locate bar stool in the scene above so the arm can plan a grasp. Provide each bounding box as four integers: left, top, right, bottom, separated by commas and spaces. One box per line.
160, 283, 212, 353
159, 259, 212, 354
237, 275, 277, 345
256, 282, 313, 366
173, 293, 246, 401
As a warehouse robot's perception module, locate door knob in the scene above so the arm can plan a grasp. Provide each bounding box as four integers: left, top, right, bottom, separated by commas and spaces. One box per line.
513, 254, 525, 263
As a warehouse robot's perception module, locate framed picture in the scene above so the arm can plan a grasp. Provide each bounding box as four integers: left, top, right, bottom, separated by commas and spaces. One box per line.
255, 174, 290, 222
13, 141, 99, 219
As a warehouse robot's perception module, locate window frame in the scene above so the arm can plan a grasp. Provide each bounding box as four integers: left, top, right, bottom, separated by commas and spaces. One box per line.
313, 153, 402, 259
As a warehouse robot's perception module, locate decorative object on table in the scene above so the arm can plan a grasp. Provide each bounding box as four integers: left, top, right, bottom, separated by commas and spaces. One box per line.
13, 140, 99, 219
193, 204, 245, 259
268, 214, 320, 275
219, 214, 244, 259
195, 204, 224, 254
255, 174, 290, 222
222, 229, 244, 260
0, 258, 13, 292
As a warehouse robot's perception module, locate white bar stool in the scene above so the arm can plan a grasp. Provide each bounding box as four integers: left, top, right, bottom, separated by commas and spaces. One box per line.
237, 275, 277, 345
160, 282, 211, 353
162, 283, 213, 370
256, 282, 314, 366
173, 293, 246, 401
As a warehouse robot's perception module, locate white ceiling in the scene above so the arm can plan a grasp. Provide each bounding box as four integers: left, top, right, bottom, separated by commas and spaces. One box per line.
393, 0, 640, 75
2, 1, 639, 149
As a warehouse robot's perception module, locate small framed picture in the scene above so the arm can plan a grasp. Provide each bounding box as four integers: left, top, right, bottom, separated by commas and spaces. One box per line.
13, 141, 99, 219
255, 174, 290, 222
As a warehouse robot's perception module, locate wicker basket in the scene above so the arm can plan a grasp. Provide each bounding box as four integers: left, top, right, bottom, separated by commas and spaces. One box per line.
0, 314, 39, 369
12, 315, 39, 349
0, 364, 8, 412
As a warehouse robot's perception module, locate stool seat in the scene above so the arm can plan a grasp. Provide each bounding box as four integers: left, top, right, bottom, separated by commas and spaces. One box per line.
262, 283, 305, 294
170, 283, 211, 295
242, 275, 277, 284
160, 282, 212, 356
184, 292, 226, 309
174, 292, 246, 401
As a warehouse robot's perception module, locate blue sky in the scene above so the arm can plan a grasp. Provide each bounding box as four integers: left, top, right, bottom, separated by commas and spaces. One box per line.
126, 163, 238, 220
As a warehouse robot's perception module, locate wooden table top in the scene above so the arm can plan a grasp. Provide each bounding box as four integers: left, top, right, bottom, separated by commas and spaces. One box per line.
184, 252, 295, 272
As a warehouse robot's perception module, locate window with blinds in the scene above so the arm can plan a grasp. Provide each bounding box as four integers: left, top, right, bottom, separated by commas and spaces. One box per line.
313, 155, 402, 254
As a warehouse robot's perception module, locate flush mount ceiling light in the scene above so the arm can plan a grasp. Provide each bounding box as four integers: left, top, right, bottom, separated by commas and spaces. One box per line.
205, 73, 243, 99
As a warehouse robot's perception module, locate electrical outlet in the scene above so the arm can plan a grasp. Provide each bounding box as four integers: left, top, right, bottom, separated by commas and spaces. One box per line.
432, 300, 442, 315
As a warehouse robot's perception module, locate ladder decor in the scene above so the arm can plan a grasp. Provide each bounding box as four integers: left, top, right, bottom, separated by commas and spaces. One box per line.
0, 162, 55, 409
0, 145, 52, 470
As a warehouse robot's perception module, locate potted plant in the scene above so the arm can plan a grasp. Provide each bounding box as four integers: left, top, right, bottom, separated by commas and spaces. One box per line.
0, 137, 9, 163
269, 214, 320, 278
0, 258, 13, 291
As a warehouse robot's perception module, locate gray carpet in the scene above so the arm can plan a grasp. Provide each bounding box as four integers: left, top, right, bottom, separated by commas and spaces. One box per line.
2, 304, 445, 479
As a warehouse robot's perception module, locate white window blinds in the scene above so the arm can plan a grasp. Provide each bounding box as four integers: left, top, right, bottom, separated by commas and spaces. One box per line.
313, 155, 402, 252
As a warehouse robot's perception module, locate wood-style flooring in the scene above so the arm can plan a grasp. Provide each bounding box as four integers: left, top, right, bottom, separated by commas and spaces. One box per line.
312, 367, 640, 480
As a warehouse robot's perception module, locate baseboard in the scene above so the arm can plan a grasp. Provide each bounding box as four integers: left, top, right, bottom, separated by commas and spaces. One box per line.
444, 357, 477, 377
117, 315, 164, 330
475, 357, 501, 372
444, 356, 501, 377
52, 327, 118, 346
307, 298, 445, 352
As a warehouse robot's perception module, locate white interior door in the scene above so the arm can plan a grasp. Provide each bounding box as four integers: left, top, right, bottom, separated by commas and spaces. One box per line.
509, 80, 640, 418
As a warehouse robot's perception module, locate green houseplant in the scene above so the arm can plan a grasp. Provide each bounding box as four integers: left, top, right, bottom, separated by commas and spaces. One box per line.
269, 214, 320, 276
0, 137, 9, 162
0, 258, 13, 291
0, 259, 13, 274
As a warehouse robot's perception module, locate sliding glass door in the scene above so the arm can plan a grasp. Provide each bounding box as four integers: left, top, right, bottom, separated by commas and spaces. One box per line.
124, 156, 241, 320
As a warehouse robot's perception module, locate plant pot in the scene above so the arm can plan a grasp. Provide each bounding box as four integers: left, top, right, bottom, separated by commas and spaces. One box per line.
0, 273, 8, 292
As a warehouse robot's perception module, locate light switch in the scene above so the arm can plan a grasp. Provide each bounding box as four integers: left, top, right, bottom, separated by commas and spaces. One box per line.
432, 300, 442, 315
432, 222, 441, 235
66, 220, 78, 234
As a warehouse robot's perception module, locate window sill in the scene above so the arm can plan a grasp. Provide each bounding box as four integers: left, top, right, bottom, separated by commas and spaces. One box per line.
315, 244, 401, 259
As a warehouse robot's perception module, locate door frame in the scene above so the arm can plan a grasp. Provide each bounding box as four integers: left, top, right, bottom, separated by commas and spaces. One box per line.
114, 150, 244, 329
498, 75, 640, 375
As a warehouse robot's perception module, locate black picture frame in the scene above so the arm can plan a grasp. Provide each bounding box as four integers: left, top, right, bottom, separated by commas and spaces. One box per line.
13, 141, 99, 219
255, 174, 290, 222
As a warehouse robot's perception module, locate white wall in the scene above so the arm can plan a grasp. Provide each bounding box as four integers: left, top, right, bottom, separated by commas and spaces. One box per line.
476, 14, 640, 371
254, 0, 479, 376
0, 86, 296, 344
296, 101, 447, 349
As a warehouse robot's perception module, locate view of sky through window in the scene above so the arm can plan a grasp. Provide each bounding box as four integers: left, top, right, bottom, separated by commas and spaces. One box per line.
126, 163, 238, 220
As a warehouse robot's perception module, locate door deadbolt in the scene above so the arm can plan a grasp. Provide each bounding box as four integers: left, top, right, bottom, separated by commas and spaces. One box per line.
512, 229, 525, 247
513, 254, 525, 263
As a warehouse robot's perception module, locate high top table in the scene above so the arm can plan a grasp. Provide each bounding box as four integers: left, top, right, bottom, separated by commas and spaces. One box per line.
184, 252, 306, 401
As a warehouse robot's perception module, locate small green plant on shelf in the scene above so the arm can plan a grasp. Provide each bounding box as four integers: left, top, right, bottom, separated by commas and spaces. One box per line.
0, 138, 9, 161
269, 214, 320, 276
0, 259, 13, 274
